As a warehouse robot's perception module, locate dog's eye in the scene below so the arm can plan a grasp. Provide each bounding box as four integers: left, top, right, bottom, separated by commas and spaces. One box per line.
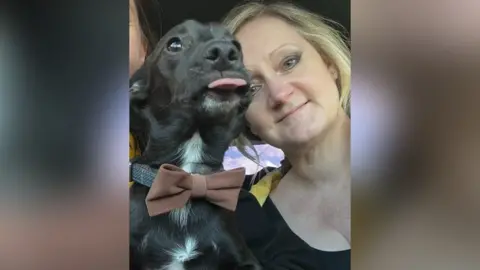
166, 37, 183, 52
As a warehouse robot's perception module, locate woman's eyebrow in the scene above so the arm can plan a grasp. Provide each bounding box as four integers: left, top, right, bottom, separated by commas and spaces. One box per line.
268, 43, 298, 58
244, 43, 299, 77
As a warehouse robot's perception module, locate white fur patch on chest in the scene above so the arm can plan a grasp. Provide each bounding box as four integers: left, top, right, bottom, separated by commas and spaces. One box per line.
163, 237, 201, 270
169, 132, 204, 227
178, 131, 204, 174
169, 202, 191, 228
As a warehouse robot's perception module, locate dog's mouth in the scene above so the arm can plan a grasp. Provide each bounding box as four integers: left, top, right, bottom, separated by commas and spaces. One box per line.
208, 78, 247, 89
204, 77, 248, 101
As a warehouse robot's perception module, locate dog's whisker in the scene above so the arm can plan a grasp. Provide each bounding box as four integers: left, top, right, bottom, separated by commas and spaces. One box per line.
189, 67, 204, 75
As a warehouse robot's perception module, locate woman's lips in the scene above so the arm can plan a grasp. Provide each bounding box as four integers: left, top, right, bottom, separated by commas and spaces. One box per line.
277, 101, 308, 123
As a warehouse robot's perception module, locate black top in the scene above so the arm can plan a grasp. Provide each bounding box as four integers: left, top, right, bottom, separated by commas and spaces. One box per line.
235, 168, 350, 270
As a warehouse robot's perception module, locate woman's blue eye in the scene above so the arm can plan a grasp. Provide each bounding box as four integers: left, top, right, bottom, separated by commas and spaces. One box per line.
282, 54, 300, 71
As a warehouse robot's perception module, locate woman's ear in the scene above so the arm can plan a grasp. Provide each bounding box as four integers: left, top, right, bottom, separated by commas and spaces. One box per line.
328, 65, 339, 80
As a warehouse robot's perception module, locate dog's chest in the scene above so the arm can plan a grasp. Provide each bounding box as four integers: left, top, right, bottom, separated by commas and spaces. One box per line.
144, 202, 226, 270
177, 131, 204, 174
160, 237, 201, 270
168, 131, 214, 229
138, 130, 239, 269
158, 133, 217, 269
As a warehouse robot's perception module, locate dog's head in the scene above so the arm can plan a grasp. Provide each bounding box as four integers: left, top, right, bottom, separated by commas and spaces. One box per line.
131, 20, 252, 117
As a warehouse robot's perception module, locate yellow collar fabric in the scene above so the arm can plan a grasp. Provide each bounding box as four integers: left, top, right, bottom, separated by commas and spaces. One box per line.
130, 133, 141, 159
129, 133, 140, 188
249, 170, 282, 206
129, 133, 281, 205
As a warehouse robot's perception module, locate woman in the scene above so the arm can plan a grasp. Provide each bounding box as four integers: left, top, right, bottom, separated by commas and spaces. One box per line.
224, 1, 351, 269
129, 0, 162, 156
129, 0, 162, 76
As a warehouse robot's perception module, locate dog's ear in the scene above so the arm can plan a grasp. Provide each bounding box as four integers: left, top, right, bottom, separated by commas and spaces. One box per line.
130, 64, 151, 103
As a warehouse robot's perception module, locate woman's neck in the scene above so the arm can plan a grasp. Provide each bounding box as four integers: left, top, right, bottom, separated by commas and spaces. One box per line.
285, 109, 351, 188
276, 109, 351, 243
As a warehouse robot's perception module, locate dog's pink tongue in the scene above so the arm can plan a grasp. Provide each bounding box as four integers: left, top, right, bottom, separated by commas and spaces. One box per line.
208, 78, 247, 90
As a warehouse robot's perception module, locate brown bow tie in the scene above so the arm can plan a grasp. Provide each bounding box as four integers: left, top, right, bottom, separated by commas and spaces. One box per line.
145, 164, 246, 216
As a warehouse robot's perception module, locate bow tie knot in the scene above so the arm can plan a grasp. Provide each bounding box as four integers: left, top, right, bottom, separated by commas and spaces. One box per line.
190, 174, 208, 197
145, 164, 246, 216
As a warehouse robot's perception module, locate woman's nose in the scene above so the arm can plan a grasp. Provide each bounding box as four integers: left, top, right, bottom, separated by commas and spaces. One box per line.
265, 78, 294, 109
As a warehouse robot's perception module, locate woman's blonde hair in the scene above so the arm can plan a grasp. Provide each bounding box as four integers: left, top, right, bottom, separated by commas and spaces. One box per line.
224, 1, 351, 173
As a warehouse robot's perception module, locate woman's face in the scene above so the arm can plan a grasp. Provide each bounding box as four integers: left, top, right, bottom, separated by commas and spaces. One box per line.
236, 16, 342, 150
129, 0, 146, 76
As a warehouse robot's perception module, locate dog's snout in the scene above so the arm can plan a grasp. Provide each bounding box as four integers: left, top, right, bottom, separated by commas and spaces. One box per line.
204, 41, 241, 68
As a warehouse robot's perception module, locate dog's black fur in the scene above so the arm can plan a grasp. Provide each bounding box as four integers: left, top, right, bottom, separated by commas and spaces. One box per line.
129, 20, 261, 270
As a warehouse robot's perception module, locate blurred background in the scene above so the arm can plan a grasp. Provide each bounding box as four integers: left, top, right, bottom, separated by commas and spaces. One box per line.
351, 1, 480, 269
1, 0, 480, 269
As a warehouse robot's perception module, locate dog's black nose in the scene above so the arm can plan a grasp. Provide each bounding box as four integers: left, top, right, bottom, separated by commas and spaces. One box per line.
204, 41, 241, 69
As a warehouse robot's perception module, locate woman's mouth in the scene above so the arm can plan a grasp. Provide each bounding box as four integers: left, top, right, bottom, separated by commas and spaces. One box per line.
277, 101, 309, 123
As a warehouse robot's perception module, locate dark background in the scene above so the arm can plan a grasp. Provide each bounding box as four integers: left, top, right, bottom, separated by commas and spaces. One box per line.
159, 0, 350, 38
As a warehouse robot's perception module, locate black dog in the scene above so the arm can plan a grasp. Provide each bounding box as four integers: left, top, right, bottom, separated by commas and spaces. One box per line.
129, 20, 261, 270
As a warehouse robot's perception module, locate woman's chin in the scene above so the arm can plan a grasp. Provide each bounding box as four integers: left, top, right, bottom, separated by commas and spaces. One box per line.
258, 121, 325, 151
274, 132, 320, 152
283, 122, 325, 142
